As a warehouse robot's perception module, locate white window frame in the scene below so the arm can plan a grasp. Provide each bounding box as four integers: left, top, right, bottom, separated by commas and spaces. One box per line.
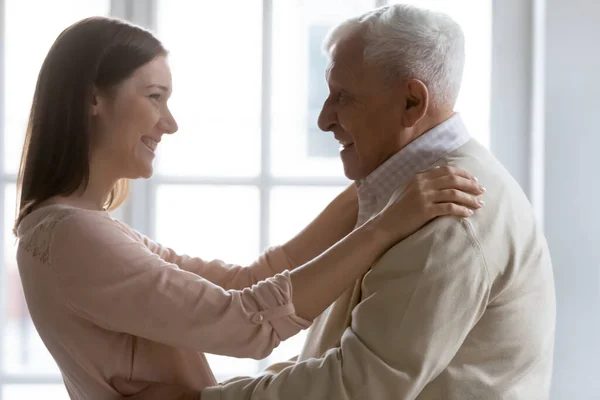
122, 0, 354, 245
0, 0, 6, 394
0, 0, 542, 394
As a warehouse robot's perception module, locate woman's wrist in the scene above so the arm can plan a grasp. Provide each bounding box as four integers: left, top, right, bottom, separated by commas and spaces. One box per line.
282, 184, 358, 267
359, 211, 398, 255
327, 183, 358, 231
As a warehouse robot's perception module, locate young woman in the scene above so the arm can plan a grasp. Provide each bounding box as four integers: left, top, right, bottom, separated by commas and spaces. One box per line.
14, 17, 483, 399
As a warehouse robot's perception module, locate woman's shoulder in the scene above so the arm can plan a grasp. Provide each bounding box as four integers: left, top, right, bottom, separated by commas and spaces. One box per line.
20, 204, 111, 234
17, 205, 117, 265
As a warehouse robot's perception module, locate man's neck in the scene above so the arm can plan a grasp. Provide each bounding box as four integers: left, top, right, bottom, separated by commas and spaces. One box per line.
354, 112, 469, 227
413, 110, 456, 140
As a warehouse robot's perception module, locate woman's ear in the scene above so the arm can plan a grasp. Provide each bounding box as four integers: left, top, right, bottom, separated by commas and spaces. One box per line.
401, 79, 429, 128
90, 86, 101, 117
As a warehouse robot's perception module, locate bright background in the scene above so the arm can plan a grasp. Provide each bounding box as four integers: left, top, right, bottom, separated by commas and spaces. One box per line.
1, 0, 598, 398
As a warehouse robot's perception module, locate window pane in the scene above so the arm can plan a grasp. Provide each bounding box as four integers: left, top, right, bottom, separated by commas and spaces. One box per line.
154, 185, 260, 265
154, 184, 260, 379
389, 0, 492, 147
155, 1, 263, 177
4, 185, 61, 376
108, 205, 126, 222
3, 0, 110, 175
207, 354, 259, 383
267, 185, 345, 364
270, 0, 377, 178
3, 384, 68, 400
269, 186, 345, 247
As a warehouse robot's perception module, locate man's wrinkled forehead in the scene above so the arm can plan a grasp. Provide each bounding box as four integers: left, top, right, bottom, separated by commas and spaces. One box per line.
324, 33, 366, 85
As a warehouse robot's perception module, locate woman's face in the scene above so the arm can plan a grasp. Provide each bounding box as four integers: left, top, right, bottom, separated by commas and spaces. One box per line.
91, 55, 178, 180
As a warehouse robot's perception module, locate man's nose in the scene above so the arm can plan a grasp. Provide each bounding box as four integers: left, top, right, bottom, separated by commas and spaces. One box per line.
317, 98, 335, 132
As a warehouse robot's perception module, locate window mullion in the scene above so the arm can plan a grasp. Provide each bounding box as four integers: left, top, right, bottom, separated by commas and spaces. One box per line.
0, 0, 6, 395
259, 0, 274, 255
109, 0, 128, 19
258, 0, 274, 373
114, 0, 156, 234
129, 0, 156, 30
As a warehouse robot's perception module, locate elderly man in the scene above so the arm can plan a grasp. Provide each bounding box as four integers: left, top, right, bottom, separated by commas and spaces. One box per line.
127, 4, 556, 399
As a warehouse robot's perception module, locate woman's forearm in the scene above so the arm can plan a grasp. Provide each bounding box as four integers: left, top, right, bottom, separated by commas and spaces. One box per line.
282, 184, 358, 268
287, 165, 486, 322
289, 214, 392, 321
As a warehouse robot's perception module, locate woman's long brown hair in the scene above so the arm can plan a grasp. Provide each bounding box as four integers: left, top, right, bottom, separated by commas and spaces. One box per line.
14, 17, 166, 234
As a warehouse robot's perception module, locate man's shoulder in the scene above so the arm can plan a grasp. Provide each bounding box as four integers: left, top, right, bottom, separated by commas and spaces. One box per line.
366, 139, 551, 297
442, 140, 549, 272
443, 139, 526, 204
363, 215, 484, 285
439, 139, 540, 245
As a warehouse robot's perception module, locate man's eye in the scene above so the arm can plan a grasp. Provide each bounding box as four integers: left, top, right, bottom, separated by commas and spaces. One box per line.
336, 92, 348, 103
149, 93, 162, 101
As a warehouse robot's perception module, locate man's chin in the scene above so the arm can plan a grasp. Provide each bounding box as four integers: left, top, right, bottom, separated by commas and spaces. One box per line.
341, 151, 367, 181
342, 164, 367, 181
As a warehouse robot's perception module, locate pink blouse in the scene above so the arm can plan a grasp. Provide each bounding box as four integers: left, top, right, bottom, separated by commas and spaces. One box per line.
16, 204, 310, 399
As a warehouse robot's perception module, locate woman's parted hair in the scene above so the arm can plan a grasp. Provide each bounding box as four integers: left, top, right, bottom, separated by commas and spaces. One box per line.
14, 16, 167, 233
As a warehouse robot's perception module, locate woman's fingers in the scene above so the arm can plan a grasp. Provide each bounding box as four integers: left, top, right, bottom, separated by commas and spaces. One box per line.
430, 174, 485, 194
418, 166, 485, 195
426, 202, 475, 219
421, 165, 476, 182
377, 165, 486, 242
407, 166, 485, 219
430, 188, 484, 210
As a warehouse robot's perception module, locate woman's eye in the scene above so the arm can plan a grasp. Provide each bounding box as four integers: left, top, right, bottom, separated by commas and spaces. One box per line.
149, 93, 162, 101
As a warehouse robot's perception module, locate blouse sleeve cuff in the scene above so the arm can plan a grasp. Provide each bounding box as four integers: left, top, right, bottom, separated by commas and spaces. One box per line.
248, 270, 311, 341
251, 246, 297, 279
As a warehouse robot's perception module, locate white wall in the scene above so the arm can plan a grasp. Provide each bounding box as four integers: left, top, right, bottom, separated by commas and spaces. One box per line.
491, 0, 599, 398
490, 0, 532, 193
544, 0, 600, 398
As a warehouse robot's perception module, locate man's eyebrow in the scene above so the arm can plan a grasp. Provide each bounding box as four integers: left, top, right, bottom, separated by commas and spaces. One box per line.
325, 63, 334, 81
146, 84, 169, 91
326, 72, 346, 89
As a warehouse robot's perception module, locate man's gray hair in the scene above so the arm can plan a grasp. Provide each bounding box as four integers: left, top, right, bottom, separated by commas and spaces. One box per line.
323, 4, 465, 108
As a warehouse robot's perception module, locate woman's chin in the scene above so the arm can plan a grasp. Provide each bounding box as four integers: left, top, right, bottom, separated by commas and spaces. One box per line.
139, 167, 154, 179
129, 163, 154, 180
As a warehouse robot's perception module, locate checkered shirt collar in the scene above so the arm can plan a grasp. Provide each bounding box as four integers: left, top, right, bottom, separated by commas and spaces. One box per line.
355, 113, 472, 226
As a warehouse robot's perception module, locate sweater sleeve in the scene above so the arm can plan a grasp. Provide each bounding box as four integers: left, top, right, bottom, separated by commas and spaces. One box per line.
49, 211, 310, 360
202, 216, 490, 400
121, 222, 295, 290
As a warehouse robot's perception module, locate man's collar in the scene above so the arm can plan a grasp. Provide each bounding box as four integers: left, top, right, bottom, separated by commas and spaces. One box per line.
354, 113, 471, 226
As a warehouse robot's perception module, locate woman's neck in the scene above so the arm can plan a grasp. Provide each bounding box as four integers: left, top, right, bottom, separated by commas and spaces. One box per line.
49, 166, 118, 211
49, 189, 109, 211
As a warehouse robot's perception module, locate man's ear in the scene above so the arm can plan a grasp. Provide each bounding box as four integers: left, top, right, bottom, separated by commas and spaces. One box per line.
401, 79, 429, 128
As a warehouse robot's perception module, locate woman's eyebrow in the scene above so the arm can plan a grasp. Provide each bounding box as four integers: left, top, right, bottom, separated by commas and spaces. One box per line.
146, 84, 169, 91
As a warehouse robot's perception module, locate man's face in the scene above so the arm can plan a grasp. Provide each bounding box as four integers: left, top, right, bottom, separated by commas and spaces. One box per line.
317, 33, 408, 181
